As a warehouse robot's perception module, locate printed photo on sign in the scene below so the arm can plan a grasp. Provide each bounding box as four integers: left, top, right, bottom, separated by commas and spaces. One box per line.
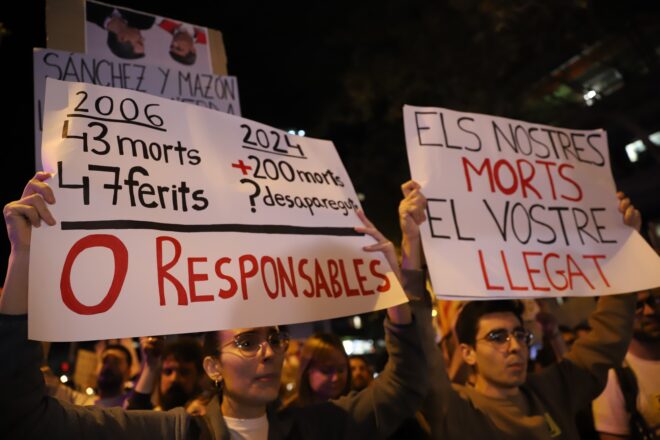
403, 105, 660, 299
85, 0, 213, 72
33, 48, 240, 168
28, 78, 407, 341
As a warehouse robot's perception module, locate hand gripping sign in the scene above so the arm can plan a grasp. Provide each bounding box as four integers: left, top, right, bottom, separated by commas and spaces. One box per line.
403, 105, 660, 299
28, 78, 407, 341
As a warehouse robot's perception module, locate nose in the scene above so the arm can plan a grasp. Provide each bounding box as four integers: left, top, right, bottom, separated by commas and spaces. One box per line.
260, 340, 276, 359
508, 334, 523, 353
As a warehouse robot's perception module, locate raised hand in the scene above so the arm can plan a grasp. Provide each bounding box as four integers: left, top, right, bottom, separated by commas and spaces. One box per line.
616, 191, 641, 232
399, 180, 427, 270
4, 172, 56, 252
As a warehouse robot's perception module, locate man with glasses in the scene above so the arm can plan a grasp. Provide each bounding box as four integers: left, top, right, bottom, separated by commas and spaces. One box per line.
398, 180, 642, 439
593, 288, 660, 439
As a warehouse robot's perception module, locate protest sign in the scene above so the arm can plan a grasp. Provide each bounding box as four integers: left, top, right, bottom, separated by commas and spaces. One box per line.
33, 48, 241, 168
404, 105, 660, 299
28, 79, 407, 341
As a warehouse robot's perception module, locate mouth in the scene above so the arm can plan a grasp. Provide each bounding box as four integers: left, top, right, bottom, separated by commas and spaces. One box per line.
506, 360, 525, 371
254, 373, 279, 382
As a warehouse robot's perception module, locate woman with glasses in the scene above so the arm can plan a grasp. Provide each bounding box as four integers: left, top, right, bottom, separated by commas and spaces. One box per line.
1, 173, 428, 439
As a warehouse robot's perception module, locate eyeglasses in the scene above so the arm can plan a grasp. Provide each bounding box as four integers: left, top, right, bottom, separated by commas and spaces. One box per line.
477, 328, 534, 349
636, 295, 660, 311
221, 331, 290, 358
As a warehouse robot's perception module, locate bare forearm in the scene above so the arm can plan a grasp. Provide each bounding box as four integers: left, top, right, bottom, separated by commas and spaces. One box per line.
401, 235, 422, 271
134, 362, 160, 395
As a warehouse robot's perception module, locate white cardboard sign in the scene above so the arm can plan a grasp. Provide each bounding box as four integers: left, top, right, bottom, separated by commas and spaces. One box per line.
33, 48, 240, 168
403, 105, 660, 299
28, 79, 407, 341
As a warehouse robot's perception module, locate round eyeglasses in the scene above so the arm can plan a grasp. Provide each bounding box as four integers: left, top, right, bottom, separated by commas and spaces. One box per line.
477, 328, 534, 350
221, 331, 290, 358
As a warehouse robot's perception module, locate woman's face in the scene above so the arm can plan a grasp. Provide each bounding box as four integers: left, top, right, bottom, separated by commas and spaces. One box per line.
214, 327, 287, 408
307, 347, 348, 401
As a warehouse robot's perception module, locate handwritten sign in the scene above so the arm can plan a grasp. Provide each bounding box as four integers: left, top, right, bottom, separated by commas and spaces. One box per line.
28, 79, 407, 341
404, 105, 660, 298
33, 48, 240, 168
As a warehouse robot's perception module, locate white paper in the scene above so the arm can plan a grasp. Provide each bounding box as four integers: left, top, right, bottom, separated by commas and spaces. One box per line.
28, 79, 407, 341
33, 48, 240, 168
403, 104, 660, 299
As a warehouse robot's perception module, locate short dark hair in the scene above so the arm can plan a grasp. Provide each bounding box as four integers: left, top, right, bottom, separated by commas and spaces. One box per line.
455, 300, 524, 346
349, 354, 369, 365
169, 49, 196, 65
162, 338, 203, 374
107, 32, 144, 59
102, 344, 133, 368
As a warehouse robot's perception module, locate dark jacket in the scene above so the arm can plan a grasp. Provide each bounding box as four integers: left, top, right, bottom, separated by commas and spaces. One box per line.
402, 268, 636, 440
0, 312, 426, 439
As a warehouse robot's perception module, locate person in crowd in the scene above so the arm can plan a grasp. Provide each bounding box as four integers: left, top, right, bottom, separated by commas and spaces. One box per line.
94, 343, 133, 408
593, 288, 660, 439
349, 355, 373, 392
0, 172, 427, 439
283, 333, 351, 407
86, 2, 155, 59
398, 179, 640, 439
126, 336, 205, 411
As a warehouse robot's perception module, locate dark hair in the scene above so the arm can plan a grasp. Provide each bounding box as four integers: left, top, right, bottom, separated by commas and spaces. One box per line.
202, 331, 227, 402
348, 355, 370, 367
107, 32, 144, 59
455, 300, 524, 345
285, 333, 351, 408
169, 49, 196, 65
573, 321, 592, 333
102, 344, 133, 368
558, 325, 573, 334
162, 338, 203, 374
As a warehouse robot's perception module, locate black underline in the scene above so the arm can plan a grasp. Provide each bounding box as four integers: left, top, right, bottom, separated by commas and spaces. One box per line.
241, 145, 307, 159
60, 220, 363, 236
66, 113, 167, 132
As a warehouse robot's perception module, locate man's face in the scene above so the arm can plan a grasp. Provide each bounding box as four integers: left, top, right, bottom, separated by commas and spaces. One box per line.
463, 312, 529, 391
119, 27, 145, 55
170, 31, 195, 57
97, 348, 130, 394
349, 358, 372, 391
160, 356, 199, 395
633, 290, 660, 342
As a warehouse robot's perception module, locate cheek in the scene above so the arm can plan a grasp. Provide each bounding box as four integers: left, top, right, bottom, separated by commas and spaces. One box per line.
221, 359, 253, 391
476, 351, 502, 373
308, 371, 326, 392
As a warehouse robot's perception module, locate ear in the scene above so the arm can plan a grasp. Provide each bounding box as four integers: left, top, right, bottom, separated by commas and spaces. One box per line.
460, 343, 477, 366
203, 356, 222, 383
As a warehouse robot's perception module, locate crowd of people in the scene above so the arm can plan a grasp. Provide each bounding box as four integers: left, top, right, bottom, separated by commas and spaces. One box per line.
1, 173, 658, 439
